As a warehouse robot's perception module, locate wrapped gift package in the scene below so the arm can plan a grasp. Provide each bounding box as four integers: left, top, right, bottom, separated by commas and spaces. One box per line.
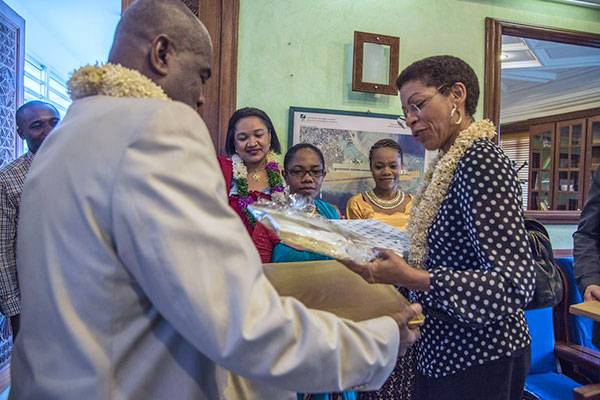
249, 197, 410, 263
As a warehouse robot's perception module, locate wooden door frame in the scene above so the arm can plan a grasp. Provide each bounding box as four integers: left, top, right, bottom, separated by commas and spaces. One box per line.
484, 18, 600, 129
485, 18, 600, 224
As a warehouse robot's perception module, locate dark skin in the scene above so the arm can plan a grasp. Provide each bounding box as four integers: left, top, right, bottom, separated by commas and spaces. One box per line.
283, 148, 326, 201
368, 147, 411, 215
16, 104, 60, 153
107, 12, 213, 112
11, 103, 60, 337
340, 81, 473, 292
233, 116, 272, 192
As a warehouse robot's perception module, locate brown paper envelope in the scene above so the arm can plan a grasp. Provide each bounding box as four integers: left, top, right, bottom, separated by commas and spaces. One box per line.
263, 260, 424, 326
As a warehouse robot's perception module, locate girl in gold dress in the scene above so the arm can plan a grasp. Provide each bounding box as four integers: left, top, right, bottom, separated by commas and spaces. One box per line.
346, 139, 412, 230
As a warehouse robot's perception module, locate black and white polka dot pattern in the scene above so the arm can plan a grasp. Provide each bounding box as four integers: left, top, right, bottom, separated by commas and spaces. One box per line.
412, 139, 535, 378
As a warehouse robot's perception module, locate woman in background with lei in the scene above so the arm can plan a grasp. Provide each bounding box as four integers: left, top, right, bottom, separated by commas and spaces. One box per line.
218, 107, 285, 235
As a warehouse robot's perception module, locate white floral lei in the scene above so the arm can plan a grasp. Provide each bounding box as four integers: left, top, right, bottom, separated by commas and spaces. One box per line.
232, 152, 285, 225
407, 120, 497, 269
68, 63, 170, 101
231, 152, 285, 202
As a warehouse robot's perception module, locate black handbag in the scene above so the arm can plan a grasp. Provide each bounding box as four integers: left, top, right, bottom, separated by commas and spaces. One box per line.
523, 217, 563, 310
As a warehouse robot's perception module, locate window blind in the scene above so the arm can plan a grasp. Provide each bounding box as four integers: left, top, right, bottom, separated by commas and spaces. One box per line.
500, 131, 529, 210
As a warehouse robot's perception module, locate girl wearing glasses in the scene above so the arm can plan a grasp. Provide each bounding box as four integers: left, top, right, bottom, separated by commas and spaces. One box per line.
254, 143, 353, 400
346, 139, 412, 231
253, 143, 344, 266
341, 56, 535, 400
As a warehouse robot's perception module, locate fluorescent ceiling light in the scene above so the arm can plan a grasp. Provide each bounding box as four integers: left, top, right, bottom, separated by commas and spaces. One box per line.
541, 0, 600, 9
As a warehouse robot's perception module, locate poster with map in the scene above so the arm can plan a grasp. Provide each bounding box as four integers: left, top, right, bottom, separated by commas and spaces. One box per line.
288, 107, 433, 214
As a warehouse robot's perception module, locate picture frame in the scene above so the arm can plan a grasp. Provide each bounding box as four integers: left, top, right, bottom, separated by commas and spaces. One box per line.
288, 106, 432, 214
352, 31, 399, 95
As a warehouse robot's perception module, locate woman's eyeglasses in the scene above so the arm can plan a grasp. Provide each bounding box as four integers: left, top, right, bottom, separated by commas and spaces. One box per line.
287, 167, 325, 178
397, 85, 446, 128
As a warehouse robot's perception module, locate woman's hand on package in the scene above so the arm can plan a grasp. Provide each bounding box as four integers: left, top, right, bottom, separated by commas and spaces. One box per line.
338, 248, 430, 291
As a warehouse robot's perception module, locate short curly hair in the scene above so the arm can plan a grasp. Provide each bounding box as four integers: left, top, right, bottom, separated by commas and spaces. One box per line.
225, 107, 281, 156
395, 55, 479, 117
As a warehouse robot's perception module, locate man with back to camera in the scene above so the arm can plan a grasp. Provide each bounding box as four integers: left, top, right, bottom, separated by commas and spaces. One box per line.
574, 166, 600, 348
0, 101, 59, 339
9, 1, 421, 399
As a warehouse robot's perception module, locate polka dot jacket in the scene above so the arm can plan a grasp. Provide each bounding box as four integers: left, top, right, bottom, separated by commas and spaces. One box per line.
411, 138, 535, 378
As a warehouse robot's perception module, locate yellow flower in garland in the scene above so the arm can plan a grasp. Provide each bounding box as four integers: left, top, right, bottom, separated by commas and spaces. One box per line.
68, 64, 170, 101
407, 120, 497, 269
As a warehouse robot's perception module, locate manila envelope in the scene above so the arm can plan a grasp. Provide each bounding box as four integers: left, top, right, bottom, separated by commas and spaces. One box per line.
263, 260, 424, 327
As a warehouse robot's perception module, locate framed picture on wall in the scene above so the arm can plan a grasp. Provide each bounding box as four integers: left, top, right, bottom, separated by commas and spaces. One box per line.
288, 106, 432, 214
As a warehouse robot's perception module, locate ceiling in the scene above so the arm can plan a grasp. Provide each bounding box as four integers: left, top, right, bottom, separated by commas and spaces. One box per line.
500, 35, 600, 123
16, 0, 121, 68
10, 0, 600, 125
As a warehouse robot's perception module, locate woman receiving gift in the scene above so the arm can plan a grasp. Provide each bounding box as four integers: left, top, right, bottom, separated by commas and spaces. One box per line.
218, 107, 285, 234
253, 143, 342, 264
341, 56, 535, 400
346, 139, 412, 231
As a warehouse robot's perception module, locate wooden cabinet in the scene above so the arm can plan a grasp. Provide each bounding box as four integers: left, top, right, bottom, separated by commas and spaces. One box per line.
529, 115, 599, 211
585, 115, 600, 197
529, 123, 554, 210
554, 118, 586, 211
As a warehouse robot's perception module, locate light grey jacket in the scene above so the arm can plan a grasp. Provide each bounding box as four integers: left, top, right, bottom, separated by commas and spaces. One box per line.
10, 96, 399, 399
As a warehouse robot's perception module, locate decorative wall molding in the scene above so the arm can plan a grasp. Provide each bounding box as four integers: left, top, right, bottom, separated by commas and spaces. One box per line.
0, 2, 25, 166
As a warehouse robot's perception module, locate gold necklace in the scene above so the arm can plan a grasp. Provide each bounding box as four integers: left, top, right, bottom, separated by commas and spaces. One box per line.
250, 169, 265, 182
364, 189, 404, 210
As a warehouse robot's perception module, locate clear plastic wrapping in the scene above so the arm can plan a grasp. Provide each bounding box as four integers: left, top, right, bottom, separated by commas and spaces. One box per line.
248, 196, 410, 264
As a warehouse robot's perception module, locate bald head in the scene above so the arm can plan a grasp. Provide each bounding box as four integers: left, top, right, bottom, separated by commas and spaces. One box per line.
108, 0, 213, 110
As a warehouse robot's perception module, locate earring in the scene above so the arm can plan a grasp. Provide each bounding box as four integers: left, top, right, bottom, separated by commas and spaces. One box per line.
450, 106, 463, 125
320, 190, 323, 200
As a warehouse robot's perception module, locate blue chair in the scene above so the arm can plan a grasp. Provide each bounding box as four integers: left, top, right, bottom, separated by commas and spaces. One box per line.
552, 258, 600, 387
524, 257, 600, 400
524, 307, 582, 399
554, 257, 599, 352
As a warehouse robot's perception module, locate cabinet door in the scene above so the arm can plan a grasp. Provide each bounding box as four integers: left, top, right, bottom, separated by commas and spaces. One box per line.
529, 123, 554, 210
555, 118, 586, 211
584, 115, 600, 199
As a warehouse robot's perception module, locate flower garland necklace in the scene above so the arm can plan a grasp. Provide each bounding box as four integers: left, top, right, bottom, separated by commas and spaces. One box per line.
69, 64, 285, 227
407, 120, 496, 269
232, 153, 285, 226
68, 63, 170, 101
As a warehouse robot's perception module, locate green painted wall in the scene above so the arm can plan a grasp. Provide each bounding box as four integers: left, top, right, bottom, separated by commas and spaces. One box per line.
236, 0, 600, 248
547, 223, 578, 249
